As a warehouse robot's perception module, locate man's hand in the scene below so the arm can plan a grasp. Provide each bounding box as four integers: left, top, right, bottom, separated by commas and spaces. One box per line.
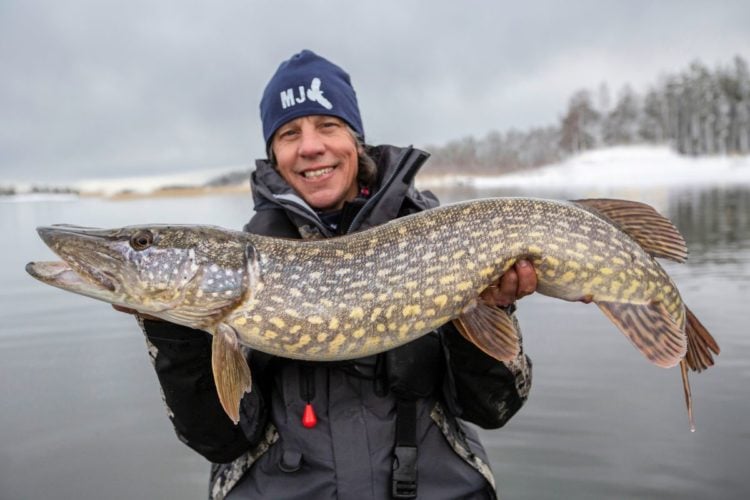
112, 304, 162, 322
480, 259, 537, 307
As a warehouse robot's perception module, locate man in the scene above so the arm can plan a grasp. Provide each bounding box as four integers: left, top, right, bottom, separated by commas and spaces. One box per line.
134, 50, 536, 499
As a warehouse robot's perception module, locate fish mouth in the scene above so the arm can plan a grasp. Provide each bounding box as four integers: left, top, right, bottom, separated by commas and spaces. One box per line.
26, 261, 117, 293
26, 260, 116, 293
26, 225, 120, 296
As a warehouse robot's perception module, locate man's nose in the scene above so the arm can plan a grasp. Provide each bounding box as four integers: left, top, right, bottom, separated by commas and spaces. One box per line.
299, 130, 325, 157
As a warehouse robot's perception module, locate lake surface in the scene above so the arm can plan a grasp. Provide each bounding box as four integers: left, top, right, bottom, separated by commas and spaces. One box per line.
1, 184, 748, 499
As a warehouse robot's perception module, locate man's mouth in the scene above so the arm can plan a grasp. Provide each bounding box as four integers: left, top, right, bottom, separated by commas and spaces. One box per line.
302, 167, 334, 179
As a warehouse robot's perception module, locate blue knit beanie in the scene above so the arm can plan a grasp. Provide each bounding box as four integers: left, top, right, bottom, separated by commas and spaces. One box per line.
260, 50, 364, 147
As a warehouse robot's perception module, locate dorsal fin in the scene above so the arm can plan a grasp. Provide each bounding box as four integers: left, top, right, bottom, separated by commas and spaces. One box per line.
572, 198, 688, 263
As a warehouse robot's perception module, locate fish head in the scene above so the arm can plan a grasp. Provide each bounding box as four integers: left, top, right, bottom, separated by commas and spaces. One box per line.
26, 224, 258, 328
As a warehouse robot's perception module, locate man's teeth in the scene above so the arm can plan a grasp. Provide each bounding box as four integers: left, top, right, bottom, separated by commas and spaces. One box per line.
303, 167, 333, 179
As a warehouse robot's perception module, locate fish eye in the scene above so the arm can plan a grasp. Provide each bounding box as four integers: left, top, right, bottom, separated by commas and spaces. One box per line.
130, 230, 154, 251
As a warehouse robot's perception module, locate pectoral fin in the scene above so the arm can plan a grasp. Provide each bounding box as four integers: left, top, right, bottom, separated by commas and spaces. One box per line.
452, 302, 520, 362
212, 323, 253, 424
597, 301, 687, 368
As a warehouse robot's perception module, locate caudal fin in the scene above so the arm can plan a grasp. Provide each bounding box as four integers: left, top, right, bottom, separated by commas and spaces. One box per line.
684, 306, 720, 372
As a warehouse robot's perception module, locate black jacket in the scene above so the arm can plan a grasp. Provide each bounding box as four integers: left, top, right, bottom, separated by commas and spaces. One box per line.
141, 145, 532, 499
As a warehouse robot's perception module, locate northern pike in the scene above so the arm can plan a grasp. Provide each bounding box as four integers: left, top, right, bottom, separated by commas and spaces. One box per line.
26, 197, 719, 427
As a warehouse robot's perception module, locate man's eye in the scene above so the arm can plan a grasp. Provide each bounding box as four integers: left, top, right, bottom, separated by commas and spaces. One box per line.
279, 129, 298, 139
321, 121, 339, 129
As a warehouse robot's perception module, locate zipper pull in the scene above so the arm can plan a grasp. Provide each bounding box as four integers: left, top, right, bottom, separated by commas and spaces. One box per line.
302, 402, 317, 428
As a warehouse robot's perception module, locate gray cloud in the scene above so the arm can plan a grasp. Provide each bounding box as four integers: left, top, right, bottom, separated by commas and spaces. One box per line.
1, 0, 749, 182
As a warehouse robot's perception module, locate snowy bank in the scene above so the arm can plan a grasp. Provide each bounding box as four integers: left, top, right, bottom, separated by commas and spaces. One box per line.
417, 146, 750, 190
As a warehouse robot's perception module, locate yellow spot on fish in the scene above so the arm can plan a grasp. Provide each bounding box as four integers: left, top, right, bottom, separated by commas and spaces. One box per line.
234, 317, 247, 326
593, 255, 605, 262
405, 281, 418, 289
317, 332, 329, 342
329, 334, 347, 352
434, 295, 448, 307
439, 275, 455, 285
575, 242, 589, 251
402, 305, 421, 317
566, 261, 581, 270
546, 256, 560, 267
252, 315, 263, 323
264, 330, 278, 339
528, 245, 542, 254
600, 268, 614, 275
353, 328, 365, 339
308, 315, 323, 325
290, 288, 302, 297
414, 320, 426, 330
561, 271, 576, 283
452, 250, 466, 259
328, 318, 339, 330
612, 257, 626, 266
545, 269, 556, 278
425, 308, 436, 317
370, 307, 383, 321
349, 307, 364, 320
362, 292, 375, 301
398, 324, 410, 338
376, 323, 386, 332
457, 281, 472, 291
269, 317, 285, 329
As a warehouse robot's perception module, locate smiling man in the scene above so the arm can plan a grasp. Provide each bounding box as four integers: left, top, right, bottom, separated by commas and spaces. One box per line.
136, 50, 536, 499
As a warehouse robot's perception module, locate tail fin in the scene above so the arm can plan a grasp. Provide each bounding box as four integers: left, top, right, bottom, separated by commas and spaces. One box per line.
684, 306, 720, 372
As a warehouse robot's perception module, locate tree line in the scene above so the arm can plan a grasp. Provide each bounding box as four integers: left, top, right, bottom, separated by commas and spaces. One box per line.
425, 56, 750, 173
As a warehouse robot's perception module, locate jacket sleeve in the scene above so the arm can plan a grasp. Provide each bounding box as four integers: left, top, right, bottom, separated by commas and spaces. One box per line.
441, 310, 532, 429
139, 317, 268, 463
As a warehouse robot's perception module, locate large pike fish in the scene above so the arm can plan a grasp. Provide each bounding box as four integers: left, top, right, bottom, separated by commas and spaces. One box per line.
26, 198, 719, 427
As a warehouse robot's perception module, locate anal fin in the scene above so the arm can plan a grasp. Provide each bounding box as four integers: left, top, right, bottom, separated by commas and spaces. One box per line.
684, 306, 720, 372
597, 301, 687, 368
452, 302, 520, 362
212, 323, 253, 424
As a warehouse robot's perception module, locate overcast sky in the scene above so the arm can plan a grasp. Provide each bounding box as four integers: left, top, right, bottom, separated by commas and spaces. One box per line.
2, 0, 749, 182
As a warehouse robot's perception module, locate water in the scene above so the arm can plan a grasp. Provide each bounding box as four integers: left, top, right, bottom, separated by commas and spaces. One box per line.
1, 186, 748, 499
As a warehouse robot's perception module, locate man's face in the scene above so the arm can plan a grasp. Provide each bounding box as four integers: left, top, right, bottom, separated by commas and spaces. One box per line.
271, 115, 360, 211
